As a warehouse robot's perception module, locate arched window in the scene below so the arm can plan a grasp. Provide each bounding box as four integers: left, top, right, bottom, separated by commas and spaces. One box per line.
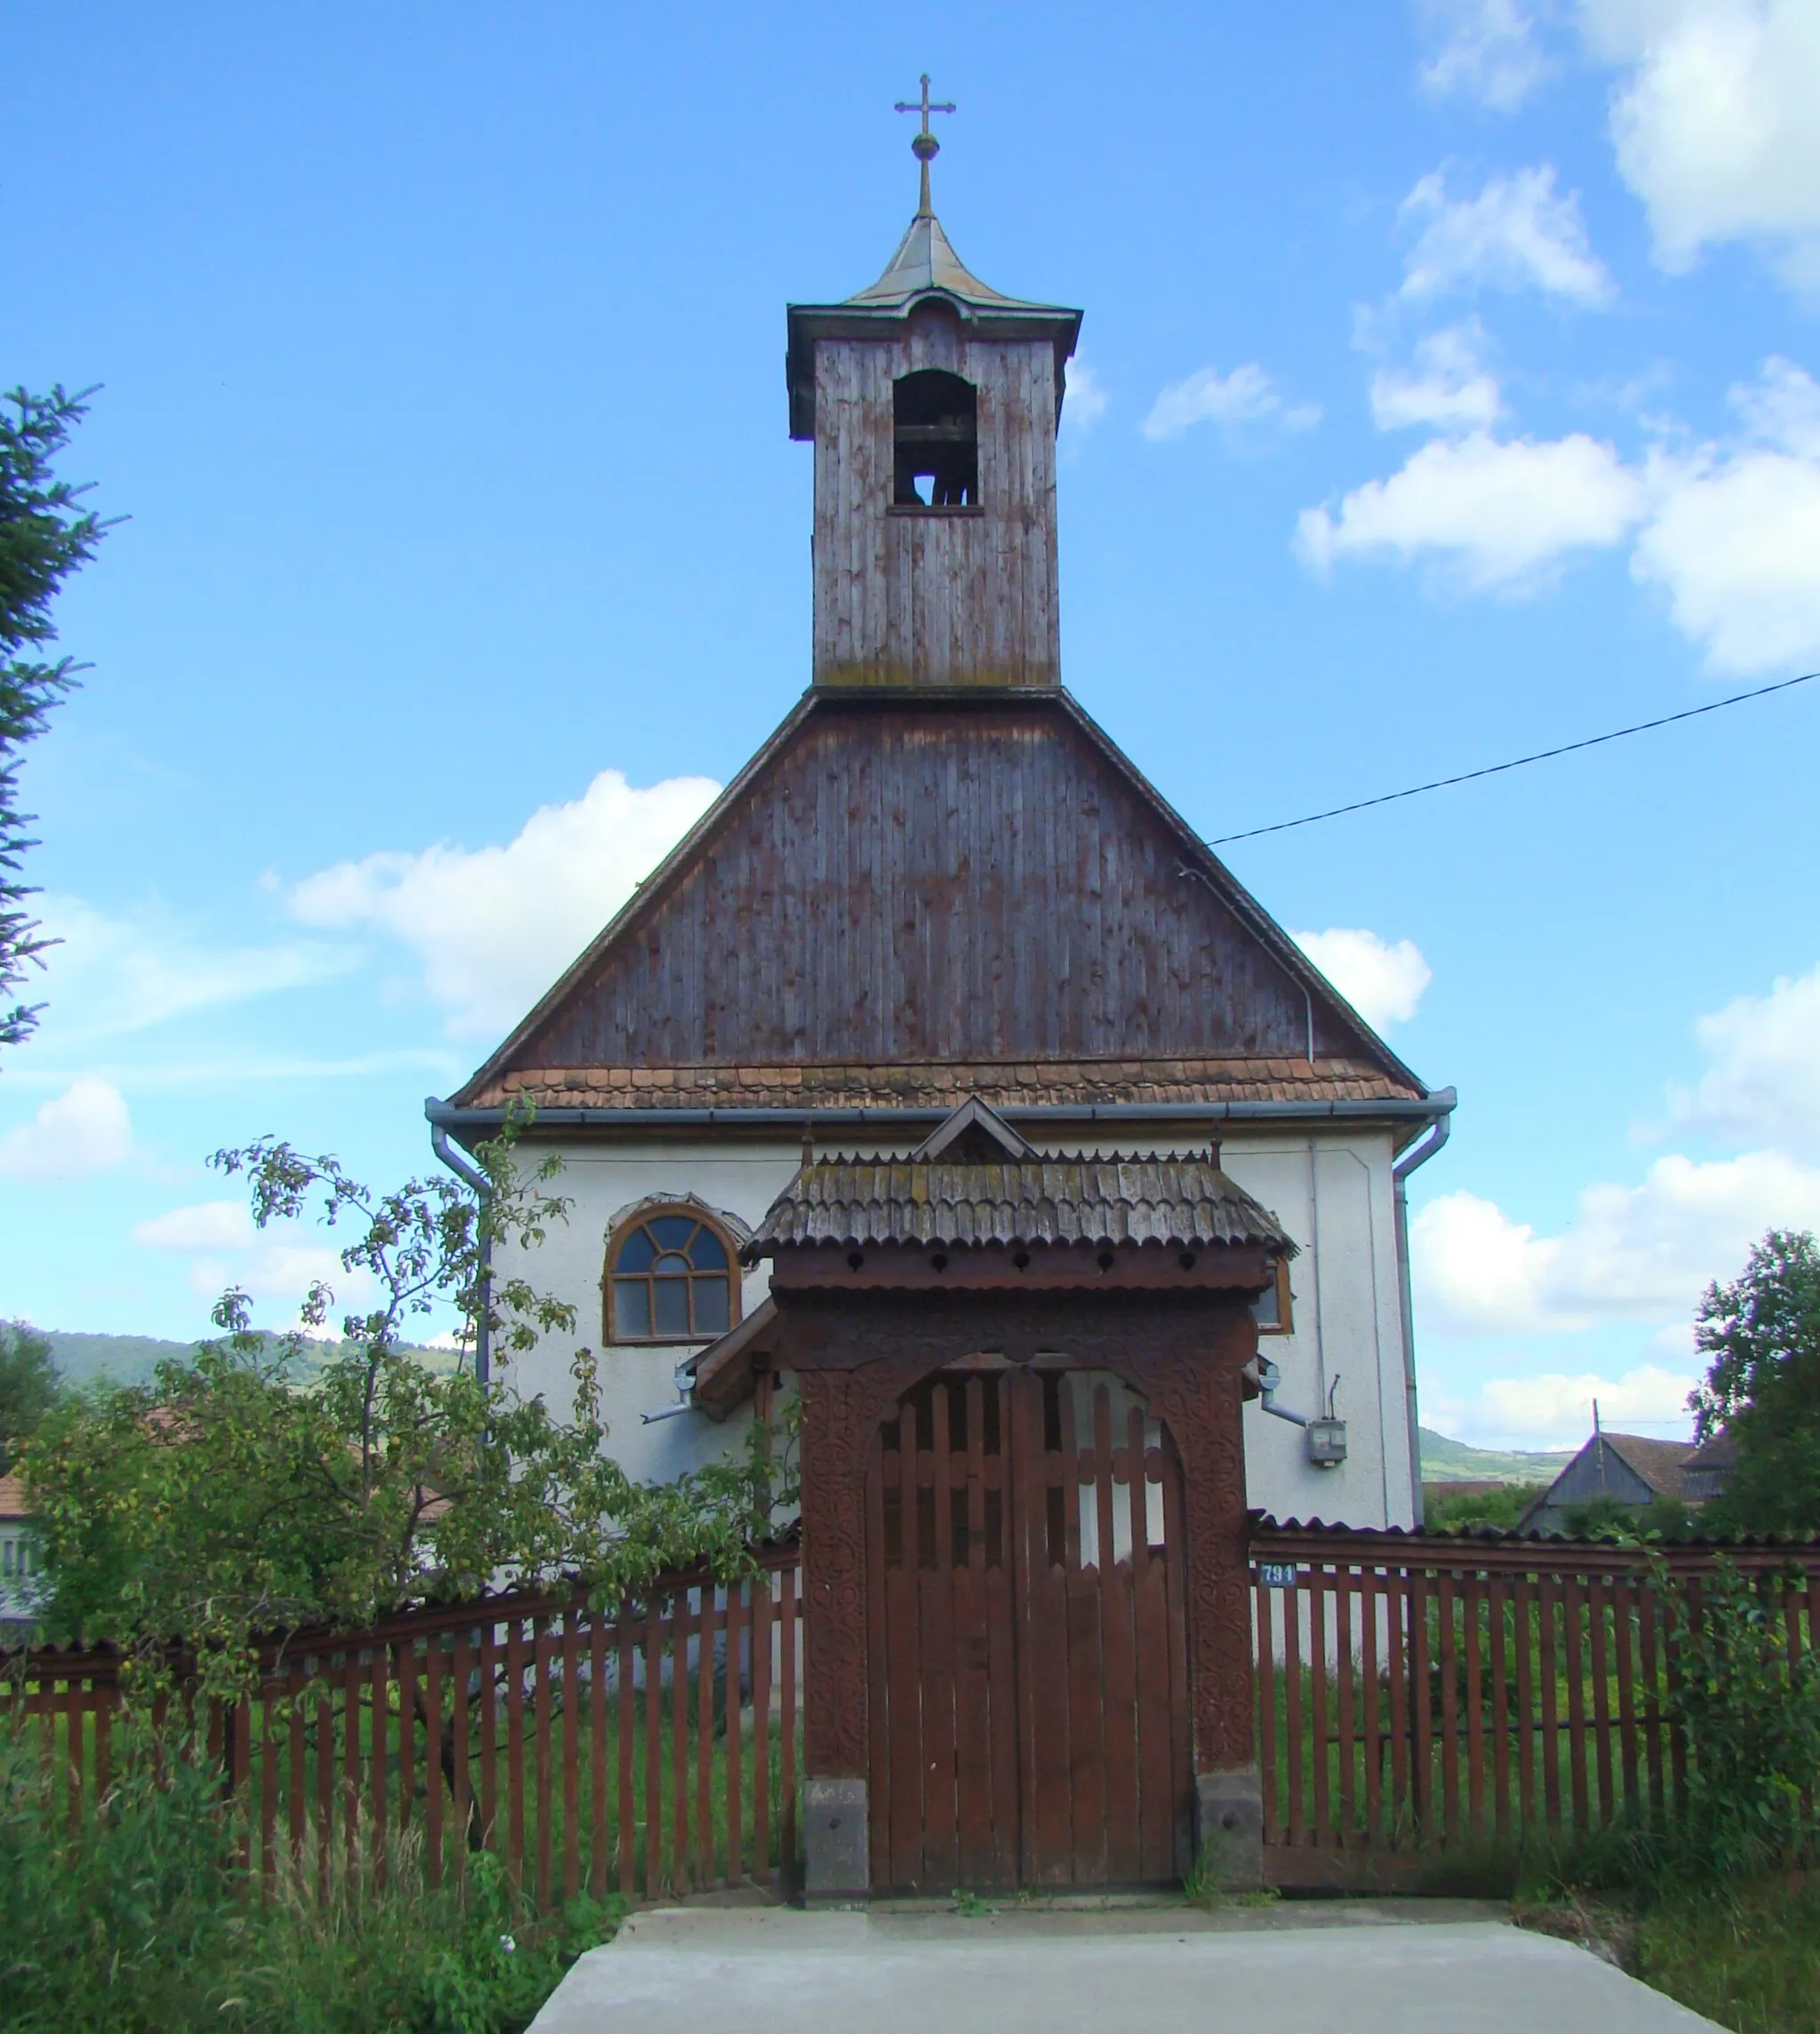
893, 368, 978, 507
606, 1207, 739, 1343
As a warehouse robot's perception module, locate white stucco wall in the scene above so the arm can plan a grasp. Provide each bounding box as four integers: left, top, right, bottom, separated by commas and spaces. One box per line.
490, 1125, 1419, 1529
1220, 1135, 1418, 1530
491, 1137, 803, 1488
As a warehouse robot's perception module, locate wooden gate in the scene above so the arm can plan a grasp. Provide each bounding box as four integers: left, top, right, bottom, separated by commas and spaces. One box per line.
866, 1365, 1192, 1893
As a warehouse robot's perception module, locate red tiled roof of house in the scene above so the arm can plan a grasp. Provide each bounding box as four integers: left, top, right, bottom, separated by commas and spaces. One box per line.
469, 1055, 1423, 1114
1600, 1434, 1699, 1500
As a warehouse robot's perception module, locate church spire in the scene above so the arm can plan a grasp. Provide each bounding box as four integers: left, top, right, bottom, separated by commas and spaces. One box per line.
893, 72, 955, 219
783, 93, 1084, 688
842, 77, 1058, 315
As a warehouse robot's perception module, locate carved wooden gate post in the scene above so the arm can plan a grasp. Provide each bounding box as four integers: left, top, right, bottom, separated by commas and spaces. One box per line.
785, 1307, 937, 1902
1131, 1303, 1265, 1889
796, 1363, 874, 1900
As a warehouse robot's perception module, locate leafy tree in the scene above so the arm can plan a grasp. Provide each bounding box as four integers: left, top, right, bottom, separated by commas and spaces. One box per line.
1, 386, 111, 1049
1690, 1230, 1820, 1536
1657, 1552, 1820, 1880
20, 1111, 785, 1699
1556, 1488, 1696, 1543
1423, 1482, 1544, 1533
0, 1320, 59, 1471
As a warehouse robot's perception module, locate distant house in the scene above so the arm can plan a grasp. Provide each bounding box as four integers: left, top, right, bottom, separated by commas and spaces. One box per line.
1680, 1429, 1737, 1506
1520, 1429, 1732, 1533
0, 1474, 44, 1634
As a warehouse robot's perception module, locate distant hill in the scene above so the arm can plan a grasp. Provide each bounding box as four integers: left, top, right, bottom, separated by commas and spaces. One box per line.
1418, 1426, 1572, 1487
36, 1330, 458, 1389
40, 1331, 190, 1387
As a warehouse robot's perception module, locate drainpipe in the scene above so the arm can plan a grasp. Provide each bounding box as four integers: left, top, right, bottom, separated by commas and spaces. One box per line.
1255, 1355, 1309, 1428
427, 1100, 491, 1387
1391, 1088, 1457, 1520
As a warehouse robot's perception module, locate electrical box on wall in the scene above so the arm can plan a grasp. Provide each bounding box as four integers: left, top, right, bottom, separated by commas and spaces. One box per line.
1306, 1418, 1347, 1468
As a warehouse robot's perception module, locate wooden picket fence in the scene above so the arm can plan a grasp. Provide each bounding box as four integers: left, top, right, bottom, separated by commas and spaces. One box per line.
1250, 1525, 1819, 1889
10, 1524, 1820, 1902
3, 1544, 802, 1909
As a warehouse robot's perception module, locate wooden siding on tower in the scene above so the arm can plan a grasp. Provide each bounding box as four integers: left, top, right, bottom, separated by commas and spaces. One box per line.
501, 697, 1380, 1079
813, 307, 1059, 690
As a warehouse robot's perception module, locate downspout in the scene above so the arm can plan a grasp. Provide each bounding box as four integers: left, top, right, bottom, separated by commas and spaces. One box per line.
427, 1101, 491, 1387
1391, 1088, 1457, 1521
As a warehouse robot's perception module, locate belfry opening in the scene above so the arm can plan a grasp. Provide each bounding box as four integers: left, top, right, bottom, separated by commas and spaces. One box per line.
892, 367, 978, 507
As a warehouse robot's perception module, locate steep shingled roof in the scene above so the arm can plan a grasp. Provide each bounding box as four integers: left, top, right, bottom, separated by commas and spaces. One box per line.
842, 206, 1063, 314
746, 1153, 1295, 1257
449, 691, 1435, 1123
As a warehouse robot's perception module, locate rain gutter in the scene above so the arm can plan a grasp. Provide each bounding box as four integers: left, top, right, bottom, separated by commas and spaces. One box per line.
427, 1108, 492, 1387
1390, 1088, 1458, 1520
425, 1094, 1457, 1138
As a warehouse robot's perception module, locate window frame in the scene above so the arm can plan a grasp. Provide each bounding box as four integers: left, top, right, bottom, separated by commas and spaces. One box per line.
890, 367, 980, 510
1251, 1256, 1295, 1337
603, 1204, 744, 1347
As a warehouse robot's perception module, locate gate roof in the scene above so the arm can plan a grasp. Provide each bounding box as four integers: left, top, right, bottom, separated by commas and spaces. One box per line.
746, 1152, 1294, 1256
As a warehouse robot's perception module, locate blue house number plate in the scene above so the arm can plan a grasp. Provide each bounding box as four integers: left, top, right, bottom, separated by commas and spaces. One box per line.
1257, 1562, 1300, 1589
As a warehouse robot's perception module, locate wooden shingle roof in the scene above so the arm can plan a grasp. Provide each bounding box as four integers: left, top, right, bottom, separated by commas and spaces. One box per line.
451, 690, 1436, 1129
746, 1153, 1294, 1256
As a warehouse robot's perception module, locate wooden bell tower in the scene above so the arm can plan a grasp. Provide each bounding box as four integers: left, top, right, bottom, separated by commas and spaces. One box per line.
786, 84, 1082, 691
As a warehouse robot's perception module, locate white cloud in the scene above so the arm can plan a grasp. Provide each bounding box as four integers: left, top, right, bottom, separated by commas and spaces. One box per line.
27, 895, 354, 1044
1305, 355, 1820, 665
132, 1200, 253, 1251
1428, 1362, 1696, 1448
1412, 1149, 1820, 1336
1141, 363, 1321, 442
0, 1079, 133, 1183
1582, 0, 1820, 289
1296, 429, 1644, 589
1418, 0, 1550, 108
291, 769, 721, 1041
1291, 928, 1433, 1029
1062, 362, 1109, 435
1666, 962, 1820, 1156
1401, 165, 1614, 304
1728, 353, 1820, 459
1630, 358, 1820, 672
133, 1196, 357, 1307
1370, 325, 1505, 432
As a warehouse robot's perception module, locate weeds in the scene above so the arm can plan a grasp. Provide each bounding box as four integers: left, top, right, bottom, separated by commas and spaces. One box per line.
0, 1723, 622, 2033
1181, 1844, 1280, 1910
1636, 1878, 1820, 2034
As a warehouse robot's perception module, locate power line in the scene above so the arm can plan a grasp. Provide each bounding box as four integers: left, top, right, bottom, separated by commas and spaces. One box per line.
1208, 669, 1819, 848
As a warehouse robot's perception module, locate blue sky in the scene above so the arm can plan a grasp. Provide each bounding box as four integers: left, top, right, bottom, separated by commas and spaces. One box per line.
4, 1, 1818, 1448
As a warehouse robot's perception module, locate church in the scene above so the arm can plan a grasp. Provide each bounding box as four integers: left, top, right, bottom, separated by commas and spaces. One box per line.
427, 103, 1454, 1893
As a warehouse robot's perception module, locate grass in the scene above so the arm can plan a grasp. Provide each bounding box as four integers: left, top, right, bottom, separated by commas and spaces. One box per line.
1637, 1879, 1820, 2034
1513, 1878, 1820, 2034
11, 1667, 803, 1906
0, 1725, 624, 2033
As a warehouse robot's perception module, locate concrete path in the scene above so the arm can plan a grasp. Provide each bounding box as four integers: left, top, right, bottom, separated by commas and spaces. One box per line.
530, 1901, 1725, 2033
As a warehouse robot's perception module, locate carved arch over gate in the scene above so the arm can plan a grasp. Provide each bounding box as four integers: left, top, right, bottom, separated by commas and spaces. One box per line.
784, 1290, 1257, 1787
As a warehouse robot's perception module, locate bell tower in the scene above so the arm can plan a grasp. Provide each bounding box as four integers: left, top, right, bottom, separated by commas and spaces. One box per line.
786, 82, 1082, 690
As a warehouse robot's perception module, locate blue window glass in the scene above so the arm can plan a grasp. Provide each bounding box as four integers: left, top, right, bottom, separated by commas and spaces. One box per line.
616, 1227, 657, 1272
610, 1211, 738, 1342
613, 1279, 651, 1339
652, 1278, 690, 1336
692, 1278, 730, 1333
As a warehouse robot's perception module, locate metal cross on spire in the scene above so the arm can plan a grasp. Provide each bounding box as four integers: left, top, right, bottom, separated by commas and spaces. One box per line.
894, 72, 956, 216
